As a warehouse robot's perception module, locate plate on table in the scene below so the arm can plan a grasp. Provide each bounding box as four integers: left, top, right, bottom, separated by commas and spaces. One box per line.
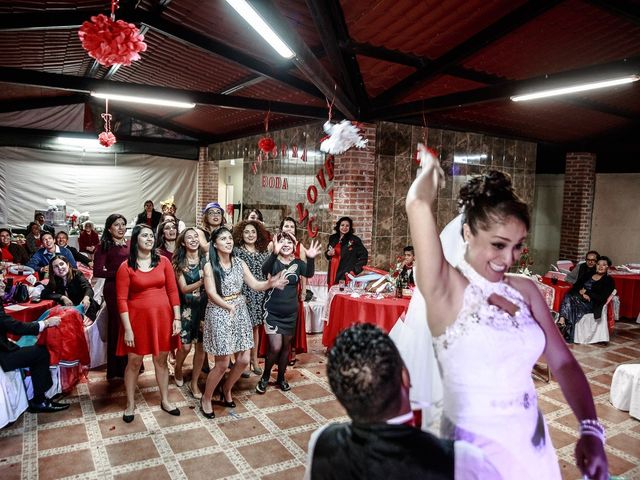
8, 265, 35, 275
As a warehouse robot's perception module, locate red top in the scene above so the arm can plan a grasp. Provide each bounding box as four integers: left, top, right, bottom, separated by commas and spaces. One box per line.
78, 230, 100, 253
115, 256, 180, 355
328, 242, 342, 288
1, 246, 13, 262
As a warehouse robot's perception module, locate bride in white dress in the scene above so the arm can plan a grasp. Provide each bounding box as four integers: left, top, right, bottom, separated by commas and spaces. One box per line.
406, 144, 608, 480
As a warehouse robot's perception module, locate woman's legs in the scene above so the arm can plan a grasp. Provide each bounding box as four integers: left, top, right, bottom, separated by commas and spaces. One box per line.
250, 326, 261, 374
222, 350, 249, 402
276, 335, 293, 385
174, 343, 191, 383
262, 334, 283, 382
124, 353, 144, 414
201, 354, 229, 415
191, 343, 205, 394
152, 352, 175, 410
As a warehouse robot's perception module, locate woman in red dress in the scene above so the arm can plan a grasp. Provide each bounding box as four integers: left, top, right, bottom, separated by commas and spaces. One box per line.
93, 214, 129, 379
116, 224, 181, 423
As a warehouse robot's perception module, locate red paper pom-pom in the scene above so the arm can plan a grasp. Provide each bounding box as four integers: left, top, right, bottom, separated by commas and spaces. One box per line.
258, 137, 276, 154
78, 14, 147, 67
98, 131, 117, 147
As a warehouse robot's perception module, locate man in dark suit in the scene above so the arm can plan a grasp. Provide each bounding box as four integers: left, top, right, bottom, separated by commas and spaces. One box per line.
0, 279, 69, 413
566, 250, 599, 284
305, 324, 496, 480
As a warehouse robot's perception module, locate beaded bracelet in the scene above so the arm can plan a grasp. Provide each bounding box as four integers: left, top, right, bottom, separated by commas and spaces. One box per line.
579, 419, 606, 444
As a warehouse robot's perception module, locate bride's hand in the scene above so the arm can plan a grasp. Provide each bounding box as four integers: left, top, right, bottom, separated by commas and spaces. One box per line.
411, 143, 445, 203
575, 435, 608, 480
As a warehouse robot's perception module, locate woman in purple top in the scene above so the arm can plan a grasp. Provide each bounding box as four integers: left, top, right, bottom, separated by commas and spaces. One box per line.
93, 214, 130, 379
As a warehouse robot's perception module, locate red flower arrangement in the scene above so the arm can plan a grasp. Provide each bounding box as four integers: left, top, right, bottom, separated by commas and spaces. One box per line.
78, 13, 147, 67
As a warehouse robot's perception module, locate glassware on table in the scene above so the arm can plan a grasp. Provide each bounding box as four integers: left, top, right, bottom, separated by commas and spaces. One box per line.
338, 280, 345, 292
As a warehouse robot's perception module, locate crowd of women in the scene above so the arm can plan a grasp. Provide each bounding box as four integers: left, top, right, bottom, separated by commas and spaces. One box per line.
86, 201, 369, 422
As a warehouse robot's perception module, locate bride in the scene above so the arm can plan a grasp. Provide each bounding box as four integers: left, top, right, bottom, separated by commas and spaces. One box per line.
406, 144, 608, 479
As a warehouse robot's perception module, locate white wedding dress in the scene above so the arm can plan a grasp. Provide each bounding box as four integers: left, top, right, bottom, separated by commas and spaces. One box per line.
433, 257, 561, 479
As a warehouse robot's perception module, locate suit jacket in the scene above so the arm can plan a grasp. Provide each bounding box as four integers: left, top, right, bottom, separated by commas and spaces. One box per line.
309, 422, 454, 480
135, 210, 161, 231
0, 305, 40, 353
566, 261, 595, 284
324, 233, 368, 285
66, 245, 91, 267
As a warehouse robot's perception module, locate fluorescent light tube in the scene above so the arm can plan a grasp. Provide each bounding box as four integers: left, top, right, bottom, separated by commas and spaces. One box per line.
225, 0, 295, 59
511, 75, 639, 102
91, 92, 195, 108
56, 137, 106, 149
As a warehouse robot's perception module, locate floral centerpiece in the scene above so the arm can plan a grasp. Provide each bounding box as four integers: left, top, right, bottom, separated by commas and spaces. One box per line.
516, 247, 534, 276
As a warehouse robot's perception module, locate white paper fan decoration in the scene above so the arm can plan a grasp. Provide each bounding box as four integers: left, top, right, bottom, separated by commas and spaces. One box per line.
320, 120, 368, 155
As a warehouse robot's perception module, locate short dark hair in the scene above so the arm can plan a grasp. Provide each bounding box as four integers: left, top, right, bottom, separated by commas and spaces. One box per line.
56, 231, 69, 239
327, 324, 403, 423
334, 216, 354, 235
585, 250, 599, 260
403, 246, 414, 254
40, 231, 53, 241
458, 170, 530, 234
598, 255, 612, 267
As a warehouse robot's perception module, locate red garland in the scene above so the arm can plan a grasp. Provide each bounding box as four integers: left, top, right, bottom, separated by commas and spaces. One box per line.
258, 137, 275, 154
78, 13, 147, 67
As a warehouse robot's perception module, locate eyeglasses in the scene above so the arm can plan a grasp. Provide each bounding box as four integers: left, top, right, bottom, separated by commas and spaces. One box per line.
586, 258, 597, 263
206, 211, 222, 216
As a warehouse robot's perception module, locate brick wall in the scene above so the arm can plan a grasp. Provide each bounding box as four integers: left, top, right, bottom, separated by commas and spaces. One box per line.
331, 123, 376, 252
559, 152, 596, 261
196, 146, 219, 225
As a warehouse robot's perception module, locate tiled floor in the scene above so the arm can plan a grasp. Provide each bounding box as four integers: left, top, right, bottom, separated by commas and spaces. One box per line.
1, 322, 639, 480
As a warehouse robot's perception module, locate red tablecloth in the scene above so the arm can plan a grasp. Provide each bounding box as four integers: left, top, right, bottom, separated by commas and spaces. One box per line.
5, 300, 56, 324
322, 293, 410, 347
540, 277, 572, 312
609, 273, 640, 319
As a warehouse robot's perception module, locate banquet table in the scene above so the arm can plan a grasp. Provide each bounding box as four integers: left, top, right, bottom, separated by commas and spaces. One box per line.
609, 272, 640, 319
540, 277, 572, 312
322, 291, 410, 347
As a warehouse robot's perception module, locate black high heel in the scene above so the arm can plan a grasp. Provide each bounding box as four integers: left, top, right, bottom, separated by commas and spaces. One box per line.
219, 391, 236, 409
200, 398, 215, 419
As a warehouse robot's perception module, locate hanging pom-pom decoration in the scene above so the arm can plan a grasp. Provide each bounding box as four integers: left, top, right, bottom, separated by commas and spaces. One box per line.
98, 101, 117, 148
251, 163, 258, 175
258, 110, 275, 155
320, 120, 368, 155
78, 0, 147, 67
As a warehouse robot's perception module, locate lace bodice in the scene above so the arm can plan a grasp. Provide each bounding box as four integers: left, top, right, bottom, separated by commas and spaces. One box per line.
434, 258, 545, 420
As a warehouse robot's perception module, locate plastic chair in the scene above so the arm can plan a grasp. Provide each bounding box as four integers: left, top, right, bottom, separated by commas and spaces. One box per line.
574, 290, 616, 344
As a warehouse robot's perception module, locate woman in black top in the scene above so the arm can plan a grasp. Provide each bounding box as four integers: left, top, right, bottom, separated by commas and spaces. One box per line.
42, 254, 99, 326
324, 216, 368, 288
256, 233, 320, 394
557, 256, 615, 343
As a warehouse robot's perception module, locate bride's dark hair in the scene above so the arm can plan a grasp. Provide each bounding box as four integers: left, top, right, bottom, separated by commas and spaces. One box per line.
458, 170, 530, 234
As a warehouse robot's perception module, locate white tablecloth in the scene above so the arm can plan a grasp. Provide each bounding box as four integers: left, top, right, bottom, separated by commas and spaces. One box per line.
610, 363, 640, 420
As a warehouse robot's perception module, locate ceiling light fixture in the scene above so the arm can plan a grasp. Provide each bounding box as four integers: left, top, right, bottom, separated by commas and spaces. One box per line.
225, 0, 295, 59
511, 75, 639, 102
56, 136, 109, 150
90, 92, 195, 108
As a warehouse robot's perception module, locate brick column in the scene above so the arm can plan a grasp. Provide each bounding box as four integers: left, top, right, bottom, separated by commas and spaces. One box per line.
332, 123, 376, 251
559, 152, 596, 261
196, 146, 219, 225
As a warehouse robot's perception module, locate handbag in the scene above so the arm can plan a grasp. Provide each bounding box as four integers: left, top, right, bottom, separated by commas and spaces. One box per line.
13, 283, 29, 303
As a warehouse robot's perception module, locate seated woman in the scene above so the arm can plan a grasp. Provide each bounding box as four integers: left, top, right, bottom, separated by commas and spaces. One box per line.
0, 228, 29, 264
41, 255, 99, 326
25, 222, 42, 255
78, 221, 100, 258
557, 256, 615, 343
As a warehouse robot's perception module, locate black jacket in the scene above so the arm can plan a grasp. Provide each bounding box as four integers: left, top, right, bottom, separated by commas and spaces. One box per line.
0, 242, 30, 264
0, 305, 40, 353
66, 245, 92, 267
134, 210, 161, 231
41, 271, 99, 320
571, 273, 615, 319
310, 422, 454, 480
324, 233, 368, 285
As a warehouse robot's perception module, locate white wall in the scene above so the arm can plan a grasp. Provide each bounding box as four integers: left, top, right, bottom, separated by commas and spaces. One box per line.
591, 173, 640, 265
532, 173, 640, 270
0, 146, 197, 229
217, 160, 244, 219
531, 174, 564, 273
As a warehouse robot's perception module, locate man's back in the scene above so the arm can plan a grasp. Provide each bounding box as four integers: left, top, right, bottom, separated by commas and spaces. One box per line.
308, 422, 454, 480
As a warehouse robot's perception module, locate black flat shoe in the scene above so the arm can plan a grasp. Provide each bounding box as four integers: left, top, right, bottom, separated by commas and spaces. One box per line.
161, 403, 180, 416
277, 379, 291, 392
200, 399, 215, 419
218, 391, 236, 409
122, 413, 134, 423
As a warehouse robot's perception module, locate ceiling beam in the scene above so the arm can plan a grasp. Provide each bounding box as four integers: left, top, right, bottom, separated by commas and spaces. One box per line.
372, 0, 563, 107
247, 0, 359, 118
0, 11, 98, 31
0, 67, 328, 119
585, 0, 640, 26
343, 40, 505, 85
305, 0, 368, 109
370, 56, 640, 119
0, 94, 87, 113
